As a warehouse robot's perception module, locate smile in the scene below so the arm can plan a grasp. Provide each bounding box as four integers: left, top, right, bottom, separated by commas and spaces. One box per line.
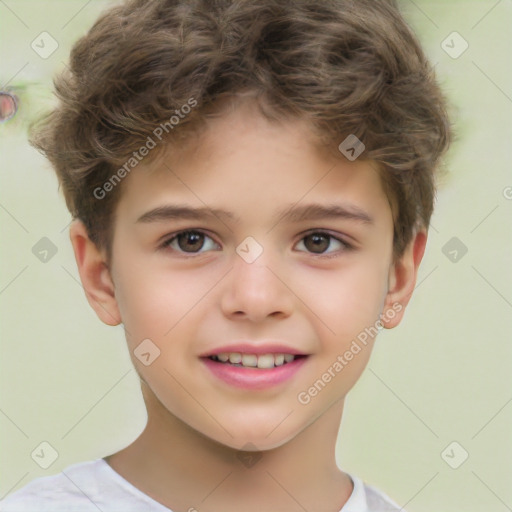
202, 353, 309, 390
209, 352, 301, 369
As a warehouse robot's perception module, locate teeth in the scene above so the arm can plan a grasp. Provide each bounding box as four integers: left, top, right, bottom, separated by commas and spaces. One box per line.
229, 353, 242, 364
274, 354, 285, 366
257, 354, 274, 369
210, 352, 298, 368
241, 354, 258, 367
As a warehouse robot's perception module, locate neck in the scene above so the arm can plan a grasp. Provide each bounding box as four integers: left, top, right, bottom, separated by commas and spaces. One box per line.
104, 383, 353, 512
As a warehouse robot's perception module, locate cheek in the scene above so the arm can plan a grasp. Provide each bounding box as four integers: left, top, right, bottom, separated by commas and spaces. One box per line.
302, 258, 387, 393
307, 258, 388, 337
295, 267, 385, 408
113, 259, 194, 332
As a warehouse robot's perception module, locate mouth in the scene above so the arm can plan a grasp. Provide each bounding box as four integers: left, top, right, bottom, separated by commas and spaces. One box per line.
207, 352, 307, 369
201, 352, 309, 390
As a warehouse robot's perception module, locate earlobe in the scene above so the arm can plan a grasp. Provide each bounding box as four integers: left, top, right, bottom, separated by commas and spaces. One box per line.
69, 219, 122, 326
381, 230, 427, 329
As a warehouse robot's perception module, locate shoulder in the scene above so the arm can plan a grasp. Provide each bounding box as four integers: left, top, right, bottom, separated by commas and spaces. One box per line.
0, 458, 170, 512
344, 474, 405, 512
0, 460, 100, 512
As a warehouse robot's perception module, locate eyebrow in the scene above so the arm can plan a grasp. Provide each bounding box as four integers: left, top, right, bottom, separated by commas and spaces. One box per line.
136, 202, 374, 225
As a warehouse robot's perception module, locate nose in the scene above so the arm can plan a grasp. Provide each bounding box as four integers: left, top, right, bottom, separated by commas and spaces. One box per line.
220, 252, 294, 323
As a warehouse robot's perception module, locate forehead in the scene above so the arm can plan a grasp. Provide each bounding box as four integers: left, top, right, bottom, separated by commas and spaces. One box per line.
115, 102, 390, 226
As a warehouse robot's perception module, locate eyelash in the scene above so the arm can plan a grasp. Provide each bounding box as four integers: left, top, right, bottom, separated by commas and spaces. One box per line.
159, 229, 354, 259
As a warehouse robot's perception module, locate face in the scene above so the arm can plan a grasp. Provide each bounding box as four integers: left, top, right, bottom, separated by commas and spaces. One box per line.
91, 102, 405, 450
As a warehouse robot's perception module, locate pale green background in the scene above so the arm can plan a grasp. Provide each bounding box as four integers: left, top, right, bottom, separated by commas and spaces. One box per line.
1, 1, 511, 511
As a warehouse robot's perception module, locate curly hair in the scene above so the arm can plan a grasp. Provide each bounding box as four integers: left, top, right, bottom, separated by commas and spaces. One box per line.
29, 0, 453, 264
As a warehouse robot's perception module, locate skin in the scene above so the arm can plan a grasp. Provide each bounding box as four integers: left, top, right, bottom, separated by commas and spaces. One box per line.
70, 100, 426, 512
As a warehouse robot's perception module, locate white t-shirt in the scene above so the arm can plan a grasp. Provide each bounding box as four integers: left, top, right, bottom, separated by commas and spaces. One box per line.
0, 458, 405, 512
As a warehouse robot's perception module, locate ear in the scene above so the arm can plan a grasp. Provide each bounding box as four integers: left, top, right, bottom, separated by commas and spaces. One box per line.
69, 219, 121, 326
381, 229, 427, 329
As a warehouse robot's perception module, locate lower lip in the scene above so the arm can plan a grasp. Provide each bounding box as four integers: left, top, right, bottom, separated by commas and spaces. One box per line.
202, 357, 308, 390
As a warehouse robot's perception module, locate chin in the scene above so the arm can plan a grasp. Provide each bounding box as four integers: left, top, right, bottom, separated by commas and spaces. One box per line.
201, 417, 303, 452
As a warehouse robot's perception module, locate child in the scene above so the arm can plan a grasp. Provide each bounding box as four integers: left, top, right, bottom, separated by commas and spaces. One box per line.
1, 0, 452, 510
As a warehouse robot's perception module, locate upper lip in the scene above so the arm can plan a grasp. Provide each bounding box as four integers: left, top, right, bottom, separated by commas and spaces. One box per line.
200, 342, 308, 357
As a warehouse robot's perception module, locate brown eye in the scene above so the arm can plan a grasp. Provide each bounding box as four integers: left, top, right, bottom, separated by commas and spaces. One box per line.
162, 230, 219, 254
296, 231, 351, 256
177, 231, 204, 252
304, 233, 330, 253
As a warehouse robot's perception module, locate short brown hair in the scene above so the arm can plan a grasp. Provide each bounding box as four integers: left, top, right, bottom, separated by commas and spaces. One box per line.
30, 0, 453, 264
